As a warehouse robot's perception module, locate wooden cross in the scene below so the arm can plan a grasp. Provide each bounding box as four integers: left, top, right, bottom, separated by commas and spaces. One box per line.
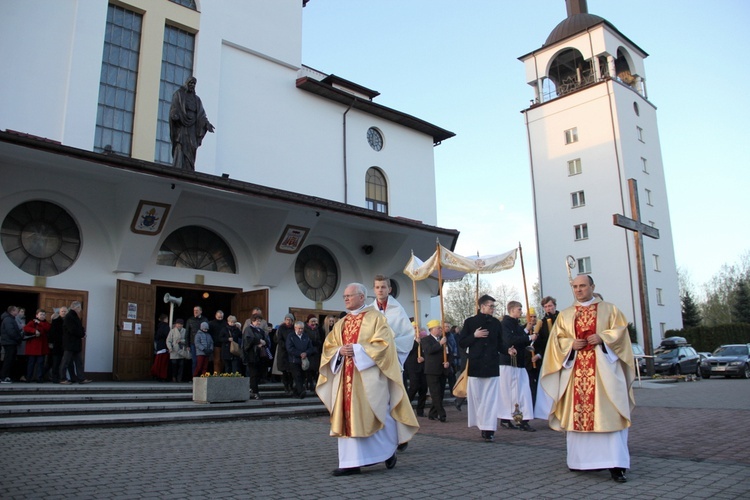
613, 178, 660, 374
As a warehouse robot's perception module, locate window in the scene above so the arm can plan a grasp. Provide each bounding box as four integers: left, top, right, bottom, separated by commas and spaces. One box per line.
656, 288, 664, 305
577, 257, 591, 274
1, 201, 81, 277
653, 254, 661, 271
637, 126, 644, 142
94, 4, 142, 156
641, 157, 648, 173
568, 158, 582, 176
154, 25, 196, 164
366, 167, 388, 214
169, 0, 197, 9
571, 190, 585, 208
660, 323, 667, 336
157, 226, 236, 273
564, 127, 578, 144
574, 223, 588, 240
645, 188, 653, 206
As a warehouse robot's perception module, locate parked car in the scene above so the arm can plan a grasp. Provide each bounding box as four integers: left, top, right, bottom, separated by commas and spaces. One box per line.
700, 344, 750, 379
653, 337, 700, 376
698, 352, 712, 362
632, 343, 647, 374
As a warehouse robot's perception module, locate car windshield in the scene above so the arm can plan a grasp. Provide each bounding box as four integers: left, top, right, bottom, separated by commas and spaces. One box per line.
713, 346, 749, 357
655, 348, 677, 359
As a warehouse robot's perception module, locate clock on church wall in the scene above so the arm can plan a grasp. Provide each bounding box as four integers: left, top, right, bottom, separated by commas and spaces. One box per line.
294, 245, 339, 302
367, 127, 383, 151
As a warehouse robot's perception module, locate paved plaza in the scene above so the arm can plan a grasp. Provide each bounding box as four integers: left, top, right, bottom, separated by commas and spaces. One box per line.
1, 378, 749, 499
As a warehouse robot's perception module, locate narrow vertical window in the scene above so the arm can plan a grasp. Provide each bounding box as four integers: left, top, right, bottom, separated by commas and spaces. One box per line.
577, 257, 591, 274
656, 288, 664, 305
637, 126, 644, 142
94, 5, 142, 155
574, 223, 588, 240
366, 167, 388, 214
641, 157, 648, 173
653, 254, 661, 271
155, 25, 195, 164
645, 188, 653, 206
567, 158, 582, 176
571, 190, 585, 208
565, 127, 578, 145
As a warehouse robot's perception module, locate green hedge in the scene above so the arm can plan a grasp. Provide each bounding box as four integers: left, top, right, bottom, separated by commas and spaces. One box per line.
664, 323, 750, 352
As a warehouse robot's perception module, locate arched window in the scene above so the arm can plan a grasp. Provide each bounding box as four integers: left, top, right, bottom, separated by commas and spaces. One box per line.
157, 225, 236, 273
366, 167, 388, 214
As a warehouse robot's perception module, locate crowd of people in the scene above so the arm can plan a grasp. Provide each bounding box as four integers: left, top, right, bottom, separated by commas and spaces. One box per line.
1, 302, 93, 384
2, 273, 635, 483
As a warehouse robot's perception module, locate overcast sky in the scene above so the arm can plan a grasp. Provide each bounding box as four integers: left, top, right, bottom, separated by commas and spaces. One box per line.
301, 0, 750, 299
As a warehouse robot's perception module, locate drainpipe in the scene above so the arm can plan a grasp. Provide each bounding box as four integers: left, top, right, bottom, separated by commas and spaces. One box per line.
342, 98, 355, 204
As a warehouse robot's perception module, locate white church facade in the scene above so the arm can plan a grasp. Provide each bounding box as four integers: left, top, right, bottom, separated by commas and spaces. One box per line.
0, 0, 457, 379
520, 0, 682, 353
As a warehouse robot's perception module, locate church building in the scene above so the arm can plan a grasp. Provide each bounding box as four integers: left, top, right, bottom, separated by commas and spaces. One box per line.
520, 0, 682, 352
0, 0, 457, 379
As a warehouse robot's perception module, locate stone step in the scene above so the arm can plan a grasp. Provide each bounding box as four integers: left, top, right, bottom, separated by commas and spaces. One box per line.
0, 381, 327, 432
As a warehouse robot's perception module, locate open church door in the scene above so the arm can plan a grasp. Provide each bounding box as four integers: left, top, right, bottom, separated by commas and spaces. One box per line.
113, 280, 155, 381
231, 289, 269, 325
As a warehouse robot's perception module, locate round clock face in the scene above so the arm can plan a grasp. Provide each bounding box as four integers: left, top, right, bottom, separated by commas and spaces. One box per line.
367, 127, 383, 151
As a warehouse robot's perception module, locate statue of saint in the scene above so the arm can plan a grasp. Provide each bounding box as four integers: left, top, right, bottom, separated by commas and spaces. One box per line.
169, 76, 214, 170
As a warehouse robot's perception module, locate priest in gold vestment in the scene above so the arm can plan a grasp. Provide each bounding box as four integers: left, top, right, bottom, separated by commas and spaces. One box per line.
540, 275, 635, 483
316, 283, 419, 476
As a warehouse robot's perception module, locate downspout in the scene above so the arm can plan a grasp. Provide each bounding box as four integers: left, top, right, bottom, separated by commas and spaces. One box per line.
342, 98, 355, 204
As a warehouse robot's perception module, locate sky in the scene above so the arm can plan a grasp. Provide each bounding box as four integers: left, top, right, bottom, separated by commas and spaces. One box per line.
301, 0, 750, 299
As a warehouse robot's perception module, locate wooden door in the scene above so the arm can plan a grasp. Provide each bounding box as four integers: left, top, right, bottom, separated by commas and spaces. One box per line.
231, 289, 269, 325
113, 280, 155, 381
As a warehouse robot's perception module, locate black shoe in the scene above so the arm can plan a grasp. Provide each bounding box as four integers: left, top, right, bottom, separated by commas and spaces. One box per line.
438, 416, 446, 422
385, 453, 397, 469
397, 442, 408, 452
455, 399, 464, 411
484, 431, 494, 442
610, 468, 627, 483
332, 467, 361, 476
500, 420, 518, 430
519, 422, 536, 432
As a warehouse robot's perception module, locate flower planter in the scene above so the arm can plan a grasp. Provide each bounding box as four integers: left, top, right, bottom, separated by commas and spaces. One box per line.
193, 376, 250, 403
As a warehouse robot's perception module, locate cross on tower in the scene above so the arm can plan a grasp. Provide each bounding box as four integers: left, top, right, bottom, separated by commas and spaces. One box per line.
613, 178, 660, 374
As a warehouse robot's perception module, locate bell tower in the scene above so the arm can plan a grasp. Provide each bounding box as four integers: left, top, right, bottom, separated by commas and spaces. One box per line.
519, 0, 682, 348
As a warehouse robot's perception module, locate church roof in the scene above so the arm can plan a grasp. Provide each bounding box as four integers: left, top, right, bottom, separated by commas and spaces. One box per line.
544, 12, 605, 46
296, 77, 455, 145
0, 130, 460, 244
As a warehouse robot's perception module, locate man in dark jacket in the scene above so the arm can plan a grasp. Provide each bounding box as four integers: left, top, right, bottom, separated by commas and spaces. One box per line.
185, 306, 208, 377
59, 301, 92, 384
404, 334, 427, 417
458, 294, 504, 442
1, 306, 23, 383
422, 319, 451, 422
528, 296, 558, 408
286, 321, 315, 399
47, 306, 68, 383
499, 301, 537, 431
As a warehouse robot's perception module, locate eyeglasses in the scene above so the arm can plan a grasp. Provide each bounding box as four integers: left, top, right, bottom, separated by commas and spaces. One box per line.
483, 304, 496, 309
343, 293, 362, 299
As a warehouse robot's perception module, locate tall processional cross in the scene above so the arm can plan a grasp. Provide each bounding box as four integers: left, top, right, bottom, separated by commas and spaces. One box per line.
613, 178, 660, 374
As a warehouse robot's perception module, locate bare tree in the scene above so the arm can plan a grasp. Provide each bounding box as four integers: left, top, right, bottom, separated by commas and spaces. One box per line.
443, 275, 494, 325
492, 282, 521, 317
701, 250, 750, 326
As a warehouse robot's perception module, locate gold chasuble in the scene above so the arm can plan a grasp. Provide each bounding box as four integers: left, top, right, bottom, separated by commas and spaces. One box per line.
316, 306, 418, 444
540, 299, 635, 433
